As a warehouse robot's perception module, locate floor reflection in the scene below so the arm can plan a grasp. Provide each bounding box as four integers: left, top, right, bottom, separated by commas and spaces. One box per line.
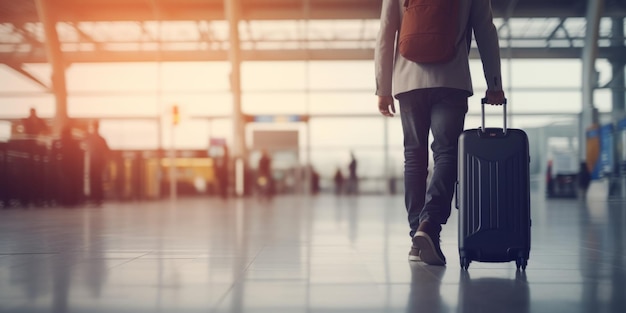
458, 270, 529, 313
406, 264, 447, 313
0, 189, 625, 313
578, 197, 626, 313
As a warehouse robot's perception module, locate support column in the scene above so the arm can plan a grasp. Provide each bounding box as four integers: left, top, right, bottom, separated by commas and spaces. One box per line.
609, 17, 626, 198
580, 0, 604, 161
35, 0, 68, 134
610, 17, 625, 118
303, 0, 311, 196
225, 0, 246, 196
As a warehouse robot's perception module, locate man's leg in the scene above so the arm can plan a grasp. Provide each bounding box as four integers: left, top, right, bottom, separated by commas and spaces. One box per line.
414, 88, 468, 265
398, 90, 431, 238
420, 89, 468, 225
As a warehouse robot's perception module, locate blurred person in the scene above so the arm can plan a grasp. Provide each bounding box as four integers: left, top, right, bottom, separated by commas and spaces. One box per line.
389, 172, 397, 195
546, 160, 554, 197
85, 121, 110, 206
334, 167, 344, 195
578, 161, 591, 200
310, 165, 320, 195
346, 151, 358, 195
215, 145, 229, 199
22, 108, 48, 137
375, 0, 506, 265
257, 149, 273, 198
54, 125, 83, 207
20, 108, 49, 206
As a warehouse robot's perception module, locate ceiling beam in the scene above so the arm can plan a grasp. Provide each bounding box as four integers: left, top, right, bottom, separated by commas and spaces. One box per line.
1, 0, 626, 23
4, 63, 49, 90
1, 46, 626, 64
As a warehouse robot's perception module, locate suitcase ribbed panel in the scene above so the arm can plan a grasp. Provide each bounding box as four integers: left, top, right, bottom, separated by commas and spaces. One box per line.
465, 148, 528, 237
458, 127, 531, 267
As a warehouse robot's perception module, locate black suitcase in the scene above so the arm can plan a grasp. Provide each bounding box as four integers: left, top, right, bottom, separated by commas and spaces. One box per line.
456, 100, 531, 270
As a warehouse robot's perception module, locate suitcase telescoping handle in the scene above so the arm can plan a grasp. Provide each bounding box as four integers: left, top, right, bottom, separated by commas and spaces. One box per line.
480, 97, 508, 134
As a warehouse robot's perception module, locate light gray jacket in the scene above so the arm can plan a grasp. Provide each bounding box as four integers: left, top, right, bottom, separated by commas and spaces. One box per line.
374, 0, 503, 98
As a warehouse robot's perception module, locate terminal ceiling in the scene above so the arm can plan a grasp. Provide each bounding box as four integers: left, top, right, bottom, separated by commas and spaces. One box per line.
0, 0, 625, 67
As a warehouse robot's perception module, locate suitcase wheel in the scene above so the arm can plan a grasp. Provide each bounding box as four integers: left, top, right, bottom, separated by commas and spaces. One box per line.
460, 257, 471, 270
516, 258, 528, 270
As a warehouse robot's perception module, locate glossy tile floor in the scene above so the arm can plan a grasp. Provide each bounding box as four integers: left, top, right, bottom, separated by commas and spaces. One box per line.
1, 183, 625, 313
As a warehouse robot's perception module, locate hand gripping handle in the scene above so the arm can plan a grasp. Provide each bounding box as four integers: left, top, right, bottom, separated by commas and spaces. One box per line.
480, 98, 508, 134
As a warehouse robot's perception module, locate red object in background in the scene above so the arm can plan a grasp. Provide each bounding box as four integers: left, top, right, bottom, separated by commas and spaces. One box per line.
172, 105, 179, 126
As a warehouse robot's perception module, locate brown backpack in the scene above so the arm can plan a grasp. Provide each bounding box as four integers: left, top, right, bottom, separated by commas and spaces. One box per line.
398, 0, 460, 64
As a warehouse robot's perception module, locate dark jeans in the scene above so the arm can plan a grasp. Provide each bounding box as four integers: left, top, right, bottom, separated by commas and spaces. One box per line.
397, 88, 468, 237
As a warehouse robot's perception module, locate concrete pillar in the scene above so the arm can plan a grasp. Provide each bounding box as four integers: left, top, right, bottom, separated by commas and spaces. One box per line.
224, 0, 247, 196
35, 0, 68, 134
580, 0, 604, 161
610, 17, 626, 198
610, 17, 625, 118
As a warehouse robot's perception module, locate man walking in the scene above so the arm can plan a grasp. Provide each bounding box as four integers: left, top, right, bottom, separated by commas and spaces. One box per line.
375, 0, 506, 265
